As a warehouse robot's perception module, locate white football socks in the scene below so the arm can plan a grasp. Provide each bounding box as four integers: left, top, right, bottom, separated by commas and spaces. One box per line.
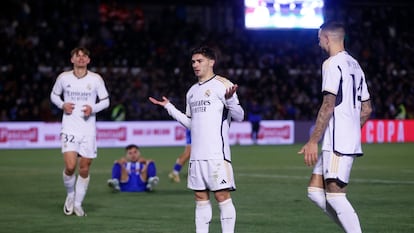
307, 187, 327, 209
218, 198, 236, 233
63, 170, 75, 195
326, 192, 362, 233
74, 175, 90, 207
195, 200, 212, 233
308, 187, 344, 231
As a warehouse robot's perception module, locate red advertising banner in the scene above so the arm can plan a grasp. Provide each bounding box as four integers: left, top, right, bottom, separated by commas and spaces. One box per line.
0, 120, 294, 149
1, 120, 411, 149
362, 120, 414, 143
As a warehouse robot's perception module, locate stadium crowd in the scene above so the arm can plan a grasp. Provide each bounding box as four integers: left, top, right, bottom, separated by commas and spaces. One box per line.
0, 0, 413, 122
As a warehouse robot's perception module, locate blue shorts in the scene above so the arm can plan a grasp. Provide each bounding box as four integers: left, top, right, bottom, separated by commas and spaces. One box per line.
120, 175, 147, 192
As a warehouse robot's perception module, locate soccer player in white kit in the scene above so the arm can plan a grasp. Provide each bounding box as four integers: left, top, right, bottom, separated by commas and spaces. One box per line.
50, 47, 110, 216
298, 21, 372, 232
149, 46, 244, 233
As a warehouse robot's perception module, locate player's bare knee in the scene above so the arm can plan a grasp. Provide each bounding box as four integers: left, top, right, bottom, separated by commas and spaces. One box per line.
78, 168, 90, 178
195, 191, 209, 201
64, 167, 76, 175
214, 189, 231, 203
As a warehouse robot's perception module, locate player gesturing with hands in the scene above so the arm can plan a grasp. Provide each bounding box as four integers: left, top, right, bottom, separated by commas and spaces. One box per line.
149, 85, 238, 107
150, 45, 244, 233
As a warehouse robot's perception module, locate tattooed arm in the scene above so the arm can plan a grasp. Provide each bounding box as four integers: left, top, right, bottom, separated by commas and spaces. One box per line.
360, 100, 372, 128
298, 93, 336, 166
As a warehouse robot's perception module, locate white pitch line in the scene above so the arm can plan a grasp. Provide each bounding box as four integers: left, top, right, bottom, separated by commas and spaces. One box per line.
238, 173, 414, 185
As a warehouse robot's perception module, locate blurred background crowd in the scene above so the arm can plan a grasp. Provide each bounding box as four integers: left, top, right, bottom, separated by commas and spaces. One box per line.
0, 0, 413, 122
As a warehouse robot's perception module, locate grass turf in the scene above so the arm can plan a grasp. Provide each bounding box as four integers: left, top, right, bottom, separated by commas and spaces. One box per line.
0, 143, 413, 233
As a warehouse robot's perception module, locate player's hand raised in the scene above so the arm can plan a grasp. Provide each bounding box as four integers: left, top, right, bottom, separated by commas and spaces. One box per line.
225, 84, 238, 99
149, 96, 170, 106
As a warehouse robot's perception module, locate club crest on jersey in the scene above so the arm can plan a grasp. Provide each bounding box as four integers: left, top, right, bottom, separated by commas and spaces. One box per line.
205, 89, 211, 97
86, 84, 92, 90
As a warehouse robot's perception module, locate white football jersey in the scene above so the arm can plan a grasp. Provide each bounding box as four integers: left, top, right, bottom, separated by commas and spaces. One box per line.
50, 70, 110, 136
165, 75, 244, 161
321, 51, 370, 155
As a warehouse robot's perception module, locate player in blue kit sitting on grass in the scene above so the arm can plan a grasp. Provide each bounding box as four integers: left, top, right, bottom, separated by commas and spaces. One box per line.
107, 144, 159, 192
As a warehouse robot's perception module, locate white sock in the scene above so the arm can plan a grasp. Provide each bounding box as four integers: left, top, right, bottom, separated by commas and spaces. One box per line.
74, 175, 90, 207
307, 187, 326, 209
195, 200, 212, 233
218, 198, 236, 233
63, 170, 75, 195
326, 192, 362, 233
308, 187, 344, 230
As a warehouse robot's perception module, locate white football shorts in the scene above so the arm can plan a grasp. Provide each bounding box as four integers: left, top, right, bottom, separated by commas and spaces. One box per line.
60, 132, 97, 159
187, 159, 236, 192
312, 150, 356, 185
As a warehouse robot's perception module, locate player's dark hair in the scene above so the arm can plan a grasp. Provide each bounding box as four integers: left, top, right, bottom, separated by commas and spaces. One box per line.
71, 47, 90, 57
320, 21, 346, 34
191, 46, 217, 61
125, 144, 139, 151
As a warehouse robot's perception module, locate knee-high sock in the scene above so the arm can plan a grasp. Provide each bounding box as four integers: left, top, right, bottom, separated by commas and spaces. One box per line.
111, 163, 122, 180
74, 175, 90, 207
147, 161, 157, 178
308, 187, 344, 230
195, 200, 212, 233
173, 161, 183, 174
218, 198, 236, 233
326, 192, 362, 233
63, 170, 76, 196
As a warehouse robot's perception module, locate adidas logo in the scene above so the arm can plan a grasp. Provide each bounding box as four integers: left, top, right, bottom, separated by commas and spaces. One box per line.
220, 179, 227, 184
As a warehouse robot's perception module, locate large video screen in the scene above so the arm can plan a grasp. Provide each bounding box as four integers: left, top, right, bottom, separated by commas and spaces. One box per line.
244, 0, 324, 29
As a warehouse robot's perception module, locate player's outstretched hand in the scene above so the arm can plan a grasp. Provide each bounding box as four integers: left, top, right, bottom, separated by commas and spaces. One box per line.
149, 96, 170, 106
225, 84, 238, 99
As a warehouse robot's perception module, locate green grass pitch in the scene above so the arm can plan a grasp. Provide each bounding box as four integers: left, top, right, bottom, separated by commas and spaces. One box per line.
0, 143, 413, 233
